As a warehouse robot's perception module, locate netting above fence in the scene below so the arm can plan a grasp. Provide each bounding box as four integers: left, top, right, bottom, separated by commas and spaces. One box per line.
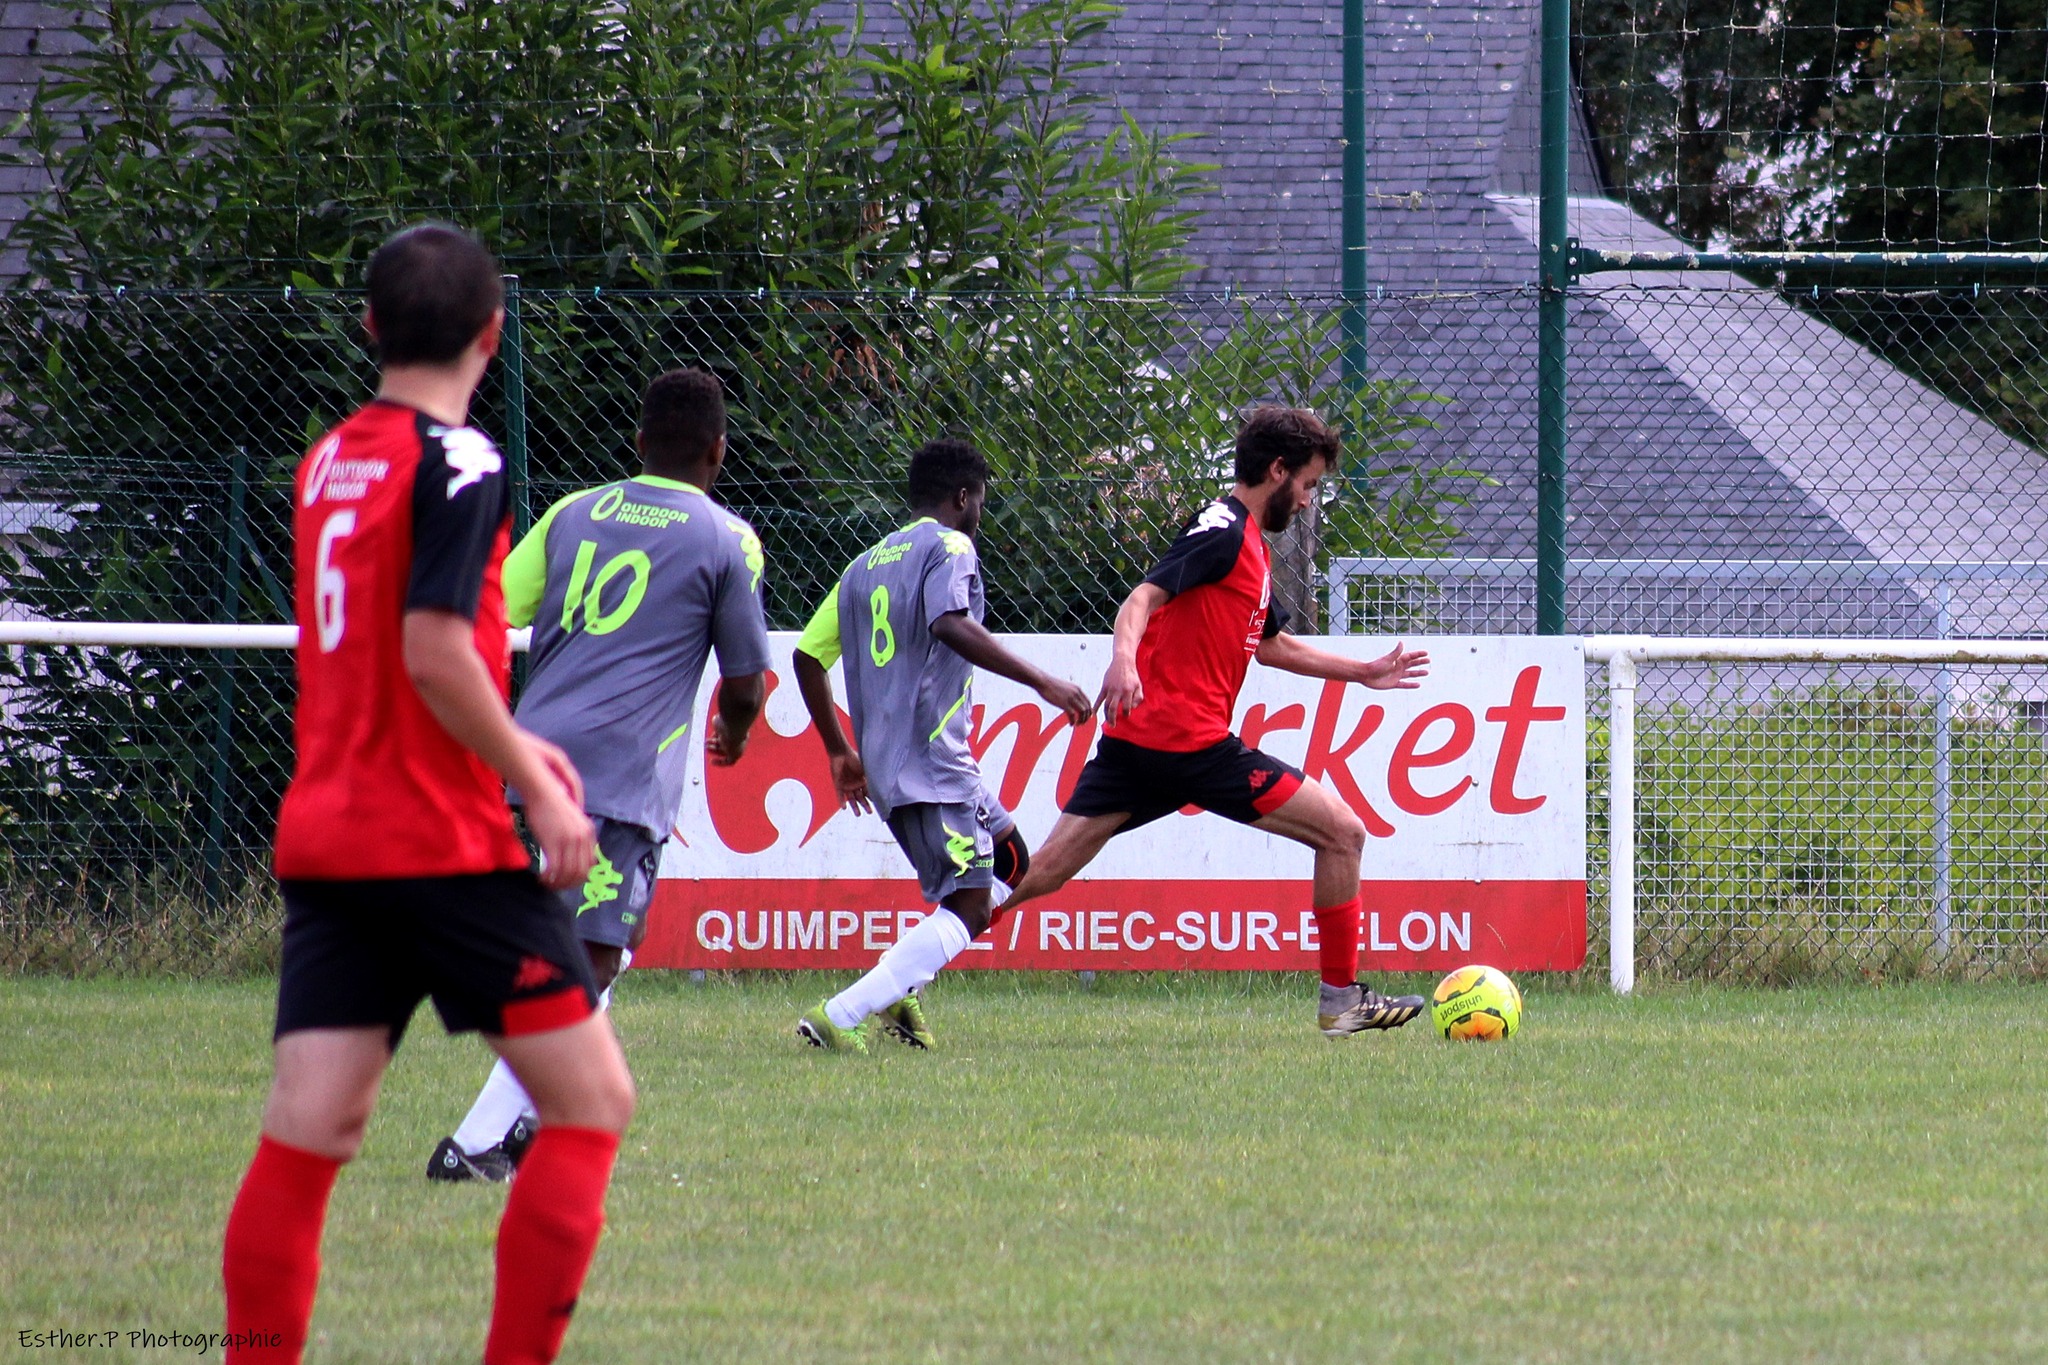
1575, 0, 2048, 256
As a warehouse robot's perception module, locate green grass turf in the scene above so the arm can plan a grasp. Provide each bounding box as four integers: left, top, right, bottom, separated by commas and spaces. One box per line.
3, 973, 2046, 1363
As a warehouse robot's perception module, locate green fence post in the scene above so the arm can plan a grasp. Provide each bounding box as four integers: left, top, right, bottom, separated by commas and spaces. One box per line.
1341, 0, 1369, 421
1536, 0, 1571, 634
202, 447, 248, 909
502, 274, 530, 537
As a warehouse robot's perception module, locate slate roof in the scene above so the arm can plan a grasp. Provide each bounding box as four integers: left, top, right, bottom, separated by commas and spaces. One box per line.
0, 5, 89, 267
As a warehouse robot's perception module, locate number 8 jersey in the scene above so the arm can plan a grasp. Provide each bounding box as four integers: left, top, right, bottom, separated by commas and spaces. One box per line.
797, 518, 984, 818
275, 400, 531, 879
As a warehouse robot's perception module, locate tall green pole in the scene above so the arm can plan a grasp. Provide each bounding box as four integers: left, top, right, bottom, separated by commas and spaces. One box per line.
1341, 0, 1368, 408
1536, 0, 1571, 633
502, 274, 530, 537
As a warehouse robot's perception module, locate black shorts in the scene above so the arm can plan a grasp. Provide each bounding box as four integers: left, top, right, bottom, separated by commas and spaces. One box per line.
1063, 735, 1306, 834
275, 871, 599, 1047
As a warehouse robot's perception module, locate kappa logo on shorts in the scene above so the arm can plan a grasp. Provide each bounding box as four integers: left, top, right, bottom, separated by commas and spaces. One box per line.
1250, 768, 1276, 793
578, 851, 625, 915
511, 955, 562, 992
943, 824, 976, 874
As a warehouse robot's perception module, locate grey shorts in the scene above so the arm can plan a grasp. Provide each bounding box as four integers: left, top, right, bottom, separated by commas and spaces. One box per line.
560, 817, 662, 949
885, 789, 1014, 905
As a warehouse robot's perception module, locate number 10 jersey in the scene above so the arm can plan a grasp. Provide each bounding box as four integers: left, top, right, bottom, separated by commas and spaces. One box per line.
796, 517, 984, 819
506, 474, 772, 838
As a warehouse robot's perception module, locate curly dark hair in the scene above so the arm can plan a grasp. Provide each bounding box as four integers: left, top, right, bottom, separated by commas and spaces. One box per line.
639, 367, 727, 473
906, 437, 990, 508
1233, 405, 1341, 485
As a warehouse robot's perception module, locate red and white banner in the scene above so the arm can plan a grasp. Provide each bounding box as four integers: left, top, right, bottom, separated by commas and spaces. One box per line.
641, 635, 1586, 972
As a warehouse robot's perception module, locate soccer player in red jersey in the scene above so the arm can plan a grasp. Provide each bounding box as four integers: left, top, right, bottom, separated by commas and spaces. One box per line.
221, 224, 634, 1365
1001, 406, 1434, 1036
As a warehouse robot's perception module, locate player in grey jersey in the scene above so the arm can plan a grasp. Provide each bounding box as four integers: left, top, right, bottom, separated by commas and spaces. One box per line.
790, 439, 1092, 1053
429, 367, 771, 1180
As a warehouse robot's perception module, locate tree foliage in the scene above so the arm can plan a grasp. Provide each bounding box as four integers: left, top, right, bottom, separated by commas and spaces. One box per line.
7, 0, 1208, 291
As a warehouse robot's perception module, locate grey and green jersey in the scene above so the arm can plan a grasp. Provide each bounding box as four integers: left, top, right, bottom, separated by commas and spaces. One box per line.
796, 517, 982, 817
506, 474, 772, 836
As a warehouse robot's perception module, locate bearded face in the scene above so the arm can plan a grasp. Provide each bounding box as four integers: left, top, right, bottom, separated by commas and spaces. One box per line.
1260, 456, 1327, 533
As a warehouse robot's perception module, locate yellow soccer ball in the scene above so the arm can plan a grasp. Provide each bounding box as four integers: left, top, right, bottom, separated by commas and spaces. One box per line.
1431, 965, 1522, 1041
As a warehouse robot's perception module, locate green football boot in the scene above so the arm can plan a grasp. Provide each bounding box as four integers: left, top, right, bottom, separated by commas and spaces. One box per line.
797, 1000, 870, 1055
878, 991, 936, 1050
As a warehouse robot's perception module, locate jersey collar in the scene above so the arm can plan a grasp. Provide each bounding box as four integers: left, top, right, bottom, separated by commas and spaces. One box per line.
632, 473, 704, 494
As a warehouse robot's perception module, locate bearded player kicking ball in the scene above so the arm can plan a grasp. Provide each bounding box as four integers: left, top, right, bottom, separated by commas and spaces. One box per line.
1001, 406, 1432, 1036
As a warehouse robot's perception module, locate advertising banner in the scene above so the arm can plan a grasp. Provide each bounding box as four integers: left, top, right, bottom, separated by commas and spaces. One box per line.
640, 634, 1586, 972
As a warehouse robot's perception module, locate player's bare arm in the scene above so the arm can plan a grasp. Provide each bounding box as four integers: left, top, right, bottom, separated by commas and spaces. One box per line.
793, 648, 872, 813
1255, 632, 1430, 689
707, 670, 767, 767
928, 610, 1092, 723
402, 607, 596, 889
1099, 582, 1170, 724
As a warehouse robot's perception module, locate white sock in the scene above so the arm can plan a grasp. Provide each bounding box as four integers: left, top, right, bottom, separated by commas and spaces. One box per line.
825, 908, 972, 1029
453, 951, 628, 1153
452, 1057, 534, 1154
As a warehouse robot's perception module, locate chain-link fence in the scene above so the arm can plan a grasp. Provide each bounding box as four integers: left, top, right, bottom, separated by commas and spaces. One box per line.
6, 280, 2048, 978
0, 285, 1473, 960
1583, 657, 2048, 984
1336, 281, 2048, 637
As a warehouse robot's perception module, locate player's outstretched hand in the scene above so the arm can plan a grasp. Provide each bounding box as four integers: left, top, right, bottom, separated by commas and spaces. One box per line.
1038, 675, 1094, 726
1359, 641, 1431, 690
1097, 656, 1144, 726
830, 749, 873, 815
706, 713, 748, 767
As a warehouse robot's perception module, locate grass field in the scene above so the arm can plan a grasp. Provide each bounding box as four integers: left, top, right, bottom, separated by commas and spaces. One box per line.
5, 972, 2047, 1363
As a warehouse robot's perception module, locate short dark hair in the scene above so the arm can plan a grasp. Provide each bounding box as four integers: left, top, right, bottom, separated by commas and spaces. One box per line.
1233, 405, 1340, 485
365, 224, 503, 366
906, 438, 989, 508
639, 367, 727, 473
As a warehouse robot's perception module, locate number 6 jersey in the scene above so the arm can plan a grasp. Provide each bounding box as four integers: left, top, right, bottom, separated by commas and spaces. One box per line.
795, 518, 984, 818
505, 474, 772, 838
275, 400, 531, 879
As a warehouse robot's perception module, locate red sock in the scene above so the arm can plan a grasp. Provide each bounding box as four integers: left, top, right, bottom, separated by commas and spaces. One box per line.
222, 1135, 342, 1364
485, 1126, 621, 1365
1313, 896, 1362, 988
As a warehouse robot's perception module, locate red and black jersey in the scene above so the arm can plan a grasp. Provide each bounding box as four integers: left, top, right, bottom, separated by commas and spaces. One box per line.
1104, 495, 1290, 753
273, 400, 531, 880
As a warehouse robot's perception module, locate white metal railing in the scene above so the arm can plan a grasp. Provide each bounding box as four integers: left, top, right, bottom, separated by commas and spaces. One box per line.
13, 622, 2048, 993
0, 622, 534, 650
1585, 636, 2048, 994
1327, 557, 2048, 636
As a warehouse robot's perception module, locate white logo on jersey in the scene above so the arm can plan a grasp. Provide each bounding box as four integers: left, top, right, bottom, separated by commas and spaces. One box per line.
434, 425, 503, 499
301, 435, 342, 507
1192, 501, 1236, 533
